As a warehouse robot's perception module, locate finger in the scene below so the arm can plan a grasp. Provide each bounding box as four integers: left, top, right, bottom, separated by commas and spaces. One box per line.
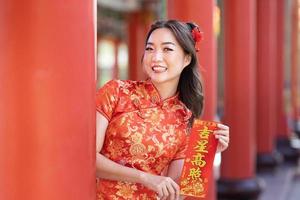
157, 187, 164, 200
217, 123, 229, 130
217, 135, 230, 143
166, 182, 175, 200
216, 137, 229, 149
169, 180, 180, 200
218, 137, 228, 150
214, 130, 229, 136
214, 131, 229, 137
162, 185, 169, 200
217, 144, 224, 153
217, 142, 227, 152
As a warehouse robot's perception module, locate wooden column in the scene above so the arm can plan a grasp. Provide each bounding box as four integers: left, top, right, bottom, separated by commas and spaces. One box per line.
0, 1, 96, 200
218, 0, 263, 199
168, 1, 217, 200
256, 0, 282, 171
291, 0, 300, 135
127, 10, 151, 81
276, 0, 300, 162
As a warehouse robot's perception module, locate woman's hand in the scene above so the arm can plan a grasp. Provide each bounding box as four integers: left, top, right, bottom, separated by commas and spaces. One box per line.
140, 173, 180, 200
214, 123, 230, 153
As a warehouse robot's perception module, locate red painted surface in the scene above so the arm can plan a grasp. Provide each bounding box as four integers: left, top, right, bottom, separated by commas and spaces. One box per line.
276, 0, 290, 137
221, 0, 257, 179
168, 1, 217, 199
291, 0, 299, 123
127, 11, 150, 81
0, 1, 96, 200
256, 0, 277, 153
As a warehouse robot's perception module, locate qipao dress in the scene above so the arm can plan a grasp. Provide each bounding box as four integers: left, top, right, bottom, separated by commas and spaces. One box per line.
96, 79, 192, 200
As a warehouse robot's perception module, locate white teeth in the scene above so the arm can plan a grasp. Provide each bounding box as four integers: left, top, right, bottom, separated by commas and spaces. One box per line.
152, 66, 167, 73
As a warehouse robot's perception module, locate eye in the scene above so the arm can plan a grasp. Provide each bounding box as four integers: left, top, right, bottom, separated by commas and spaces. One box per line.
145, 46, 153, 51
164, 47, 174, 52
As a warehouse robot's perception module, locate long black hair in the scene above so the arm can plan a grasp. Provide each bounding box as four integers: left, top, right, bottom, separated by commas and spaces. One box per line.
144, 20, 204, 126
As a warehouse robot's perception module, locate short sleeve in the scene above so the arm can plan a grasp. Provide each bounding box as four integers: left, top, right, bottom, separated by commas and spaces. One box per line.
96, 80, 120, 121
172, 135, 190, 160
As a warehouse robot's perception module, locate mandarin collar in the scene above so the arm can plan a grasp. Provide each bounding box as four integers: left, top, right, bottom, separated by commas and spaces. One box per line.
144, 79, 179, 105
134, 79, 193, 121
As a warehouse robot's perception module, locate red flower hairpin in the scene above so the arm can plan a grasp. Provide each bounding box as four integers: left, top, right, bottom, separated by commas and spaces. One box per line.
191, 27, 203, 52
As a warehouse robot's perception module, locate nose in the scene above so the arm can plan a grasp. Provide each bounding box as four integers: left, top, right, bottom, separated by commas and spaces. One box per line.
152, 50, 163, 62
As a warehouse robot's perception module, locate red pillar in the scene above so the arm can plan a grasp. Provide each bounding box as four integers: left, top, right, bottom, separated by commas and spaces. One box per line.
127, 10, 151, 81
276, 0, 300, 162
276, 0, 289, 139
294, 0, 300, 137
291, 0, 300, 134
256, 0, 282, 171
168, 1, 217, 199
218, 0, 263, 199
0, 1, 96, 200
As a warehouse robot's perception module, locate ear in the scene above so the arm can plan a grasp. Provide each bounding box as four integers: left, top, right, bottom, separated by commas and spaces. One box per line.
183, 54, 192, 68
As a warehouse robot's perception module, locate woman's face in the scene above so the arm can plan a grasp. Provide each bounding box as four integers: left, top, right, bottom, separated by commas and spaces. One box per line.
142, 28, 191, 86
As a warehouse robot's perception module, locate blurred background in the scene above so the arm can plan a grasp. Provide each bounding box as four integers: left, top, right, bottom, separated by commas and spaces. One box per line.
96, 0, 300, 200
1, 0, 300, 200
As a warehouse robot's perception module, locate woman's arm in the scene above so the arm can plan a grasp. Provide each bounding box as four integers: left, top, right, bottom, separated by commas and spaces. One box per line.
96, 112, 144, 182
166, 159, 184, 183
96, 112, 180, 200
166, 159, 186, 200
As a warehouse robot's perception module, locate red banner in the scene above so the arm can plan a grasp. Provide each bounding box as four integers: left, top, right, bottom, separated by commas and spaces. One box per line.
179, 120, 218, 198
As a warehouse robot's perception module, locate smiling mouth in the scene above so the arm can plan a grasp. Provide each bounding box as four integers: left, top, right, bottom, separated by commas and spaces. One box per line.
152, 65, 168, 73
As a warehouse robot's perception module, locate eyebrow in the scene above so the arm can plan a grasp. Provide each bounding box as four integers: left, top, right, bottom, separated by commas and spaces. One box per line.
146, 42, 176, 46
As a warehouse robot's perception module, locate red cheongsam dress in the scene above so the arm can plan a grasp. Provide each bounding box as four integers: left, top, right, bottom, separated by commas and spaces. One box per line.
96, 79, 192, 200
